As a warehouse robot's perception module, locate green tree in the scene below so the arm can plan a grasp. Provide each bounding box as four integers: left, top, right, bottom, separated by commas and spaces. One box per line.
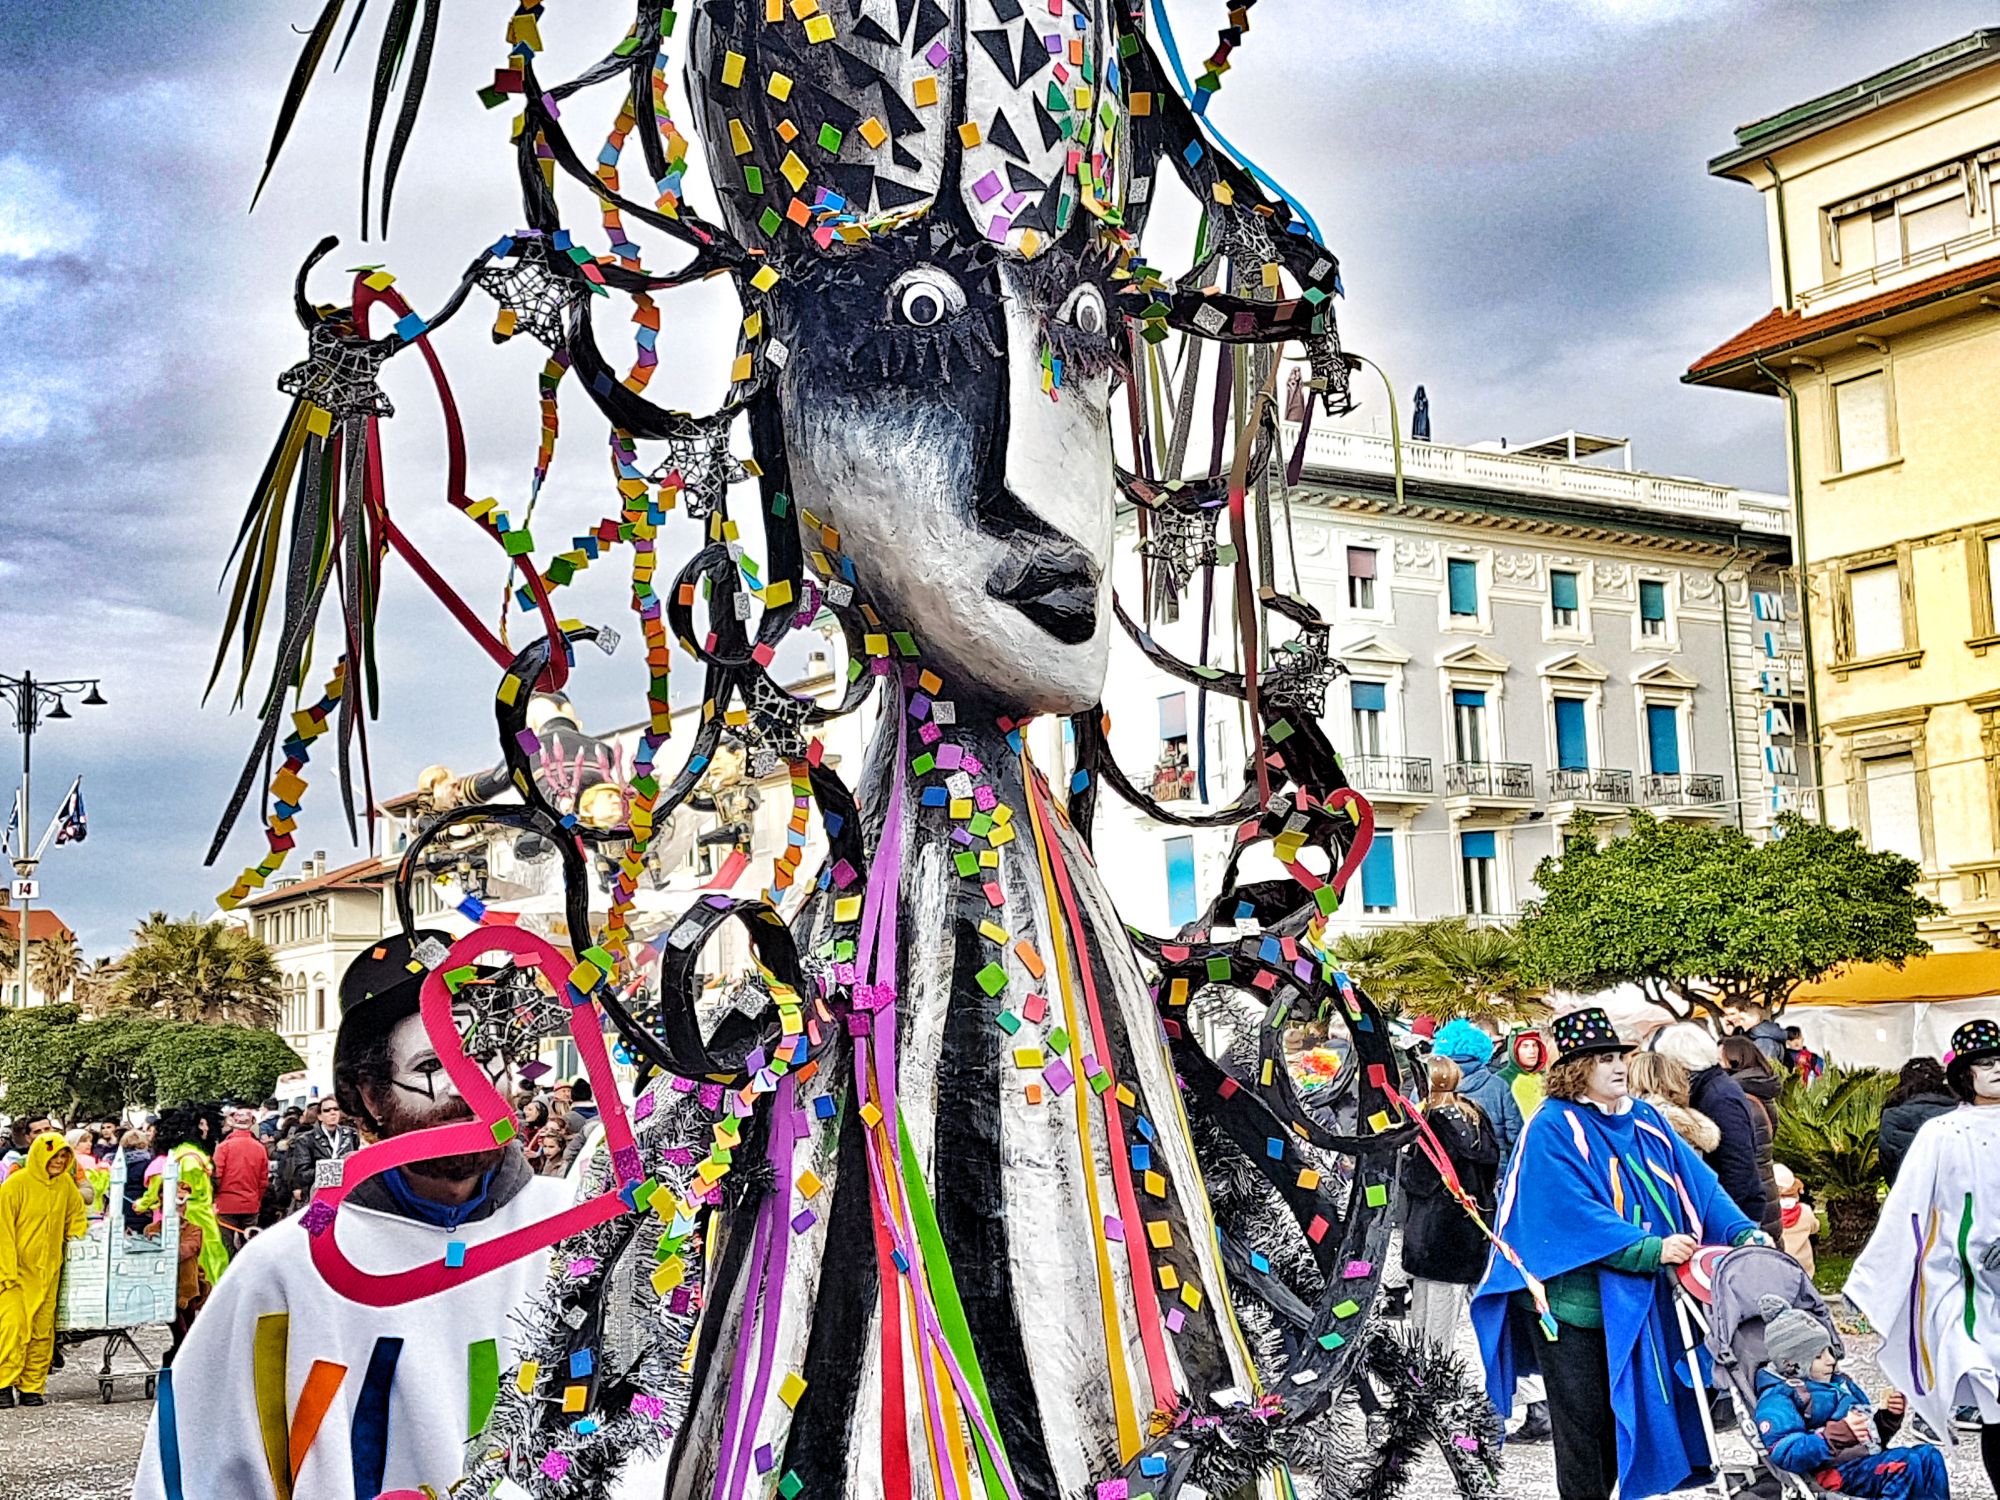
1772, 1065, 1895, 1254
0, 1005, 301, 1119
1520, 812, 1940, 1021
114, 912, 283, 1028
1326, 919, 1540, 1022
30, 929, 83, 1004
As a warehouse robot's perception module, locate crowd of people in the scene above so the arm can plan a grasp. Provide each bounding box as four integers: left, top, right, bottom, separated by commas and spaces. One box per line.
0, 1053, 601, 1413
1385, 998, 1991, 1500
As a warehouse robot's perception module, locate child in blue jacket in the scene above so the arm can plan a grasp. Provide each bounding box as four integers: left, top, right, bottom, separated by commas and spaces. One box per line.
1752, 1295, 1949, 1498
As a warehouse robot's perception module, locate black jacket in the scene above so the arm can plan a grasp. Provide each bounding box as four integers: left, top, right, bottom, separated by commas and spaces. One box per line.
1879, 1092, 1958, 1185
1400, 1103, 1501, 1285
1688, 1064, 1769, 1228
286, 1122, 360, 1196
1729, 1065, 1785, 1237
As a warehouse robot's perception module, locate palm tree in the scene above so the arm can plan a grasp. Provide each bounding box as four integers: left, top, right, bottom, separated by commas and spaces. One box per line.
1328, 920, 1542, 1023
113, 913, 283, 1027
72, 955, 123, 1017
29, 930, 82, 1004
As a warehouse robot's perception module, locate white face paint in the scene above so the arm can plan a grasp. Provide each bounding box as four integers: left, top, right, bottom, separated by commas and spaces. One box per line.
1972, 1058, 2000, 1102
380, 1010, 516, 1128
1585, 1054, 1629, 1105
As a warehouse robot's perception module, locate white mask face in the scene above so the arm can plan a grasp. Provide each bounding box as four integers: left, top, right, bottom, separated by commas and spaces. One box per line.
1972, 1059, 2000, 1101
1587, 1055, 1629, 1103
382, 1011, 515, 1126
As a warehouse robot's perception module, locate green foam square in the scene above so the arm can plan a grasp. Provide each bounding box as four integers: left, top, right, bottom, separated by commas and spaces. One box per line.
817, 122, 843, 153
1206, 955, 1232, 983
975, 963, 1008, 997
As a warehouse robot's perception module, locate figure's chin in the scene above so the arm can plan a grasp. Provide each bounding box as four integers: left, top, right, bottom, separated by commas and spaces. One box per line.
932, 631, 1107, 719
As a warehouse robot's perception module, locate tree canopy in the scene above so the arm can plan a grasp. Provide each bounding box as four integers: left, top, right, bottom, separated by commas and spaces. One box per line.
1519, 812, 1941, 1021
1327, 918, 1541, 1022
113, 912, 283, 1028
0, 1004, 301, 1121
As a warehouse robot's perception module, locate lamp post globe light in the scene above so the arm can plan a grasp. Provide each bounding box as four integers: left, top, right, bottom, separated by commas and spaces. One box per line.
0, 669, 107, 1007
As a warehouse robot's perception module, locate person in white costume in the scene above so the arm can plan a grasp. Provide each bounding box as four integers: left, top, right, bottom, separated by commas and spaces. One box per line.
1847, 1015, 2000, 1493
131, 931, 570, 1500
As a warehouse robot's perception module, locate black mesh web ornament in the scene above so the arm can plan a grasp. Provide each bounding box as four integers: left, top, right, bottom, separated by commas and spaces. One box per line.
1140, 503, 1223, 606
1262, 622, 1338, 719
277, 322, 395, 419
740, 674, 810, 774
648, 416, 745, 522
476, 236, 588, 349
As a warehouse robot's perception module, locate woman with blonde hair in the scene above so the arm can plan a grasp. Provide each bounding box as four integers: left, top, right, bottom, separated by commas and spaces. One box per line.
1400, 1052, 1502, 1353
1625, 1052, 1720, 1155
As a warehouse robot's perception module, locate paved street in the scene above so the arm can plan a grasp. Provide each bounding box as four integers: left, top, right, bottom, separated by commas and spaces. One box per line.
10, 1310, 1995, 1500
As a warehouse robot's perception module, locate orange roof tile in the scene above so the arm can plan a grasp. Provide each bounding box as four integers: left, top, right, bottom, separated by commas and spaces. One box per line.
0, 909, 75, 944
1686, 256, 2000, 381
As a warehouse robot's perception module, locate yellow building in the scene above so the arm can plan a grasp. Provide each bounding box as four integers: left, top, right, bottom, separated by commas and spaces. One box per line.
1688, 29, 2000, 954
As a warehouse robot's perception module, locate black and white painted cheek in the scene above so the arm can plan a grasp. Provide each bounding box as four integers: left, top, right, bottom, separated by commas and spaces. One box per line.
780, 259, 1114, 716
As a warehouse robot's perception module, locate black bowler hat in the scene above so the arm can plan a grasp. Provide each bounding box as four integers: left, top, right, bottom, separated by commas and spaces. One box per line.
1550, 1007, 1633, 1062
1949, 1018, 2000, 1068
337, 928, 451, 1038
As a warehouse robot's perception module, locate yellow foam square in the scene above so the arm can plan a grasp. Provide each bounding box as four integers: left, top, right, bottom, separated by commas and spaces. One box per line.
778, 1372, 808, 1407
516, 1360, 540, 1394
1146, 1220, 1173, 1249
749, 265, 780, 293
1158, 1264, 1180, 1291
767, 72, 794, 101
721, 51, 746, 86
957, 122, 982, 148
1013, 1047, 1044, 1069
1143, 1170, 1166, 1198
563, 1384, 588, 1413
913, 75, 939, 107
858, 116, 887, 148
1297, 1167, 1321, 1191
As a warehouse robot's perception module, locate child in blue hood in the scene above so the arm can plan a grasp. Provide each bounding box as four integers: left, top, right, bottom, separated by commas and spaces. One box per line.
1752, 1295, 1946, 1498
1434, 1019, 1523, 1163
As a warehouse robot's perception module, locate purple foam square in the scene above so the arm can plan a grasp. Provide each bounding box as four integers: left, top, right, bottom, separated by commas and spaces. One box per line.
635, 1092, 657, 1121
569, 1256, 600, 1278
919, 720, 943, 745
961, 754, 982, 774
936, 743, 964, 770
1045, 32, 1063, 52
952, 826, 974, 846
972, 169, 1004, 204
791, 1208, 818, 1234
973, 786, 997, 811
985, 214, 1014, 244
300, 1199, 337, 1237
1165, 1307, 1186, 1333
613, 1145, 644, 1183
909, 694, 932, 721
1103, 1214, 1124, 1242
926, 39, 950, 66
670, 1287, 692, 1313
832, 858, 858, 888
1002, 191, 1028, 213
756, 1443, 775, 1474
1045, 1057, 1075, 1095
1344, 1259, 1373, 1279
542, 1452, 571, 1480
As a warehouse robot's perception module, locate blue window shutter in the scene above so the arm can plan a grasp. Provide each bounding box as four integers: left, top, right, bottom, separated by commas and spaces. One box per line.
1361, 832, 1397, 909
1351, 680, 1386, 713
1554, 697, 1589, 771
1452, 688, 1486, 709
1165, 836, 1197, 926
1550, 570, 1579, 612
1646, 704, 1681, 774
1448, 558, 1478, 615
1461, 830, 1496, 861
1640, 580, 1667, 622
1159, 692, 1188, 740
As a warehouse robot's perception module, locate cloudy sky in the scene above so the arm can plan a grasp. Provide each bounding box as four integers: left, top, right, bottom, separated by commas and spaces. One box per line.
4, 0, 1993, 955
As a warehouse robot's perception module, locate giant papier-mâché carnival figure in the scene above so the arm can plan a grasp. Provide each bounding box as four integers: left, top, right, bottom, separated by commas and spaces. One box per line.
196, 2, 1506, 1497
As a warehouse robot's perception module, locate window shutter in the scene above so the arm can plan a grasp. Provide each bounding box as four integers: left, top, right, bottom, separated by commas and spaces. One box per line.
1553, 697, 1589, 771
1361, 832, 1397, 909
1848, 564, 1904, 658
1452, 689, 1486, 709
1461, 830, 1496, 861
1646, 704, 1681, 775
1346, 546, 1377, 580
1550, 570, 1579, 612
1834, 373, 1891, 471
1639, 580, 1667, 622
1447, 558, 1478, 615
1350, 680, 1386, 713
1158, 692, 1188, 740
1164, 836, 1198, 926
1862, 755, 1924, 863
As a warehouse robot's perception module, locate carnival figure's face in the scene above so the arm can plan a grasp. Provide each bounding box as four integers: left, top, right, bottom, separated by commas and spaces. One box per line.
778, 233, 1119, 713
1972, 1058, 2000, 1101
1586, 1054, 1629, 1103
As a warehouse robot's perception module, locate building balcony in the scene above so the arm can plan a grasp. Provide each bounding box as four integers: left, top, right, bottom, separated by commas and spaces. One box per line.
1345, 754, 1433, 806
1444, 760, 1536, 822
1641, 773, 1727, 818
1548, 767, 1635, 807
1797, 218, 2000, 315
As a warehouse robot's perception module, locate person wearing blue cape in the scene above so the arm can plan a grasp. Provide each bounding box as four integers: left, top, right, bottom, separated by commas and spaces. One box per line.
1472, 1007, 1771, 1500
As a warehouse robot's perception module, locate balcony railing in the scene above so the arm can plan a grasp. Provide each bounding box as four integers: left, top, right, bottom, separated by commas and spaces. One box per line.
1284, 423, 1790, 536
1798, 218, 2000, 312
1445, 761, 1533, 799
1347, 755, 1433, 796
1641, 773, 1725, 807
1548, 767, 1635, 803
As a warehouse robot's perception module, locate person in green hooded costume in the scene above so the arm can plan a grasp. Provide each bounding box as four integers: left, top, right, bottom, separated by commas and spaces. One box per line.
134, 1108, 228, 1361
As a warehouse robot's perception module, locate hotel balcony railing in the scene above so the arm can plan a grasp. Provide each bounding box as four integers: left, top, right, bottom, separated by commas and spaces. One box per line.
1641, 773, 1725, 807
1346, 755, 1433, 796
1797, 219, 2000, 312
1444, 761, 1534, 799
1548, 767, 1635, 803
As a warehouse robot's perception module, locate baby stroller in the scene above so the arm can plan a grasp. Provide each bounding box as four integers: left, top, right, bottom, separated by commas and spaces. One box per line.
1675, 1244, 1846, 1499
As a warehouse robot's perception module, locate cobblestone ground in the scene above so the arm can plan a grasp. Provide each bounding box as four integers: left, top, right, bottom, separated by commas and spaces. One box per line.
0, 1328, 165, 1500
18, 1311, 1996, 1499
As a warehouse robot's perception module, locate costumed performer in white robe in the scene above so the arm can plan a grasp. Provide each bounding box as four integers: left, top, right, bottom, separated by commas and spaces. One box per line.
132, 931, 570, 1500
1847, 1015, 2000, 1494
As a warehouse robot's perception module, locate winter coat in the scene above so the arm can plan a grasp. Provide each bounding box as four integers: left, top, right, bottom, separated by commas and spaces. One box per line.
1745, 1019, 1789, 1065
1638, 1094, 1721, 1154
286, 1123, 359, 1198
212, 1129, 270, 1217
1731, 1065, 1786, 1238
1688, 1064, 1770, 1228
1400, 1102, 1500, 1284
1453, 1061, 1522, 1165
1879, 1091, 1957, 1186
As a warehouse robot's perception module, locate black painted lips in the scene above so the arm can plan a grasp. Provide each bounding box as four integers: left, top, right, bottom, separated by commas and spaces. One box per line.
985, 540, 1100, 644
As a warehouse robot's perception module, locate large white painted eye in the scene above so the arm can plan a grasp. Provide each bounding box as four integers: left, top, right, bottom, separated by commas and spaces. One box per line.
888, 265, 966, 328
1059, 283, 1108, 336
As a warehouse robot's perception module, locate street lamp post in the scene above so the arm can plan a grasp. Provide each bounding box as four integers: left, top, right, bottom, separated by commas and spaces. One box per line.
0, 670, 107, 1007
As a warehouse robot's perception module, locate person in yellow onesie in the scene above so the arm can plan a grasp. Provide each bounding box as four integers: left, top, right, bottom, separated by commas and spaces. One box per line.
0, 1132, 87, 1407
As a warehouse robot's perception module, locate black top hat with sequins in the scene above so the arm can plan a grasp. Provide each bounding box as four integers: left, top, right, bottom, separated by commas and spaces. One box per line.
1550, 1006, 1633, 1063
1949, 1018, 2000, 1068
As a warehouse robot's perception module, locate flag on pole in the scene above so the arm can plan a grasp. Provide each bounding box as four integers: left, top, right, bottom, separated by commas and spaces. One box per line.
53, 777, 87, 846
